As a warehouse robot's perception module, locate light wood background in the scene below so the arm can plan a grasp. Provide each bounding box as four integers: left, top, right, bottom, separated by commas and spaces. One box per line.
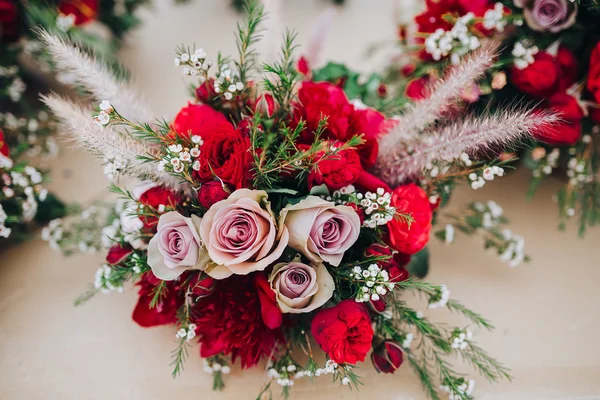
1, 1, 599, 399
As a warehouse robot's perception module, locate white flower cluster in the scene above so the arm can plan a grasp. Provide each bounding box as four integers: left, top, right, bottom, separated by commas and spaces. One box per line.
424, 13, 481, 63
93, 100, 113, 127
352, 263, 394, 303
450, 328, 473, 350
214, 64, 245, 101
532, 147, 560, 178
56, 13, 76, 32
428, 284, 450, 309
303, 359, 339, 378
158, 136, 204, 174
0, 65, 25, 102
94, 264, 124, 294
359, 188, 396, 229
444, 223, 455, 244
268, 364, 303, 387
566, 148, 593, 187
41, 219, 64, 250
103, 153, 127, 180
482, 2, 507, 32
440, 378, 476, 400
512, 41, 539, 70
402, 332, 414, 349
469, 165, 504, 190
175, 48, 211, 80
499, 229, 526, 268
0, 204, 10, 238
176, 324, 197, 341
202, 358, 231, 375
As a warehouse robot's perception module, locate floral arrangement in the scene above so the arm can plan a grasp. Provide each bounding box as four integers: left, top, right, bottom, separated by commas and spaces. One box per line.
41, 2, 555, 399
381, 0, 600, 236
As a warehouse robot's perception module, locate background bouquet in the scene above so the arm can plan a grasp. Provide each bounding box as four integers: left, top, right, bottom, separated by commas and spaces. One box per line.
41, 2, 555, 399
381, 0, 600, 236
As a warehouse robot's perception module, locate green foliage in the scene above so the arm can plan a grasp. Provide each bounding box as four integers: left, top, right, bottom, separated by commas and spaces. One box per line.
406, 247, 429, 278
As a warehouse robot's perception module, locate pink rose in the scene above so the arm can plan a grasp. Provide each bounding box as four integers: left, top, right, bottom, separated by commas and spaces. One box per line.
269, 261, 335, 313
147, 212, 207, 280
279, 196, 360, 266
200, 189, 289, 279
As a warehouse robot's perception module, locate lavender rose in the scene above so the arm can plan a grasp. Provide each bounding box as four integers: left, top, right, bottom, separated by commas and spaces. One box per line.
147, 211, 208, 280
279, 196, 360, 266
514, 0, 577, 33
269, 261, 334, 313
200, 189, 289, 279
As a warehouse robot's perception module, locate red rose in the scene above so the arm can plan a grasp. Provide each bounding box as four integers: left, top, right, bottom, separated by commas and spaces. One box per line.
587, 42, 600, 104
171, 103, 230, 140
386, 183, 432, 255
187, 273, 215, 298
58, 0, 99, 25
0, 1, 19, 42
348, 107, 386, 168
511, 52, 560, 98
197, 181, 230, 209
192, 275, 282, 368
254, 273, 283, 330
533, 93, 583, 145
194, 126, 252, 189
308, 146, 363, 190
556, 46, 578, 91
106, 243, 133, 265
311, 300, 374, 365
371, 341, 404, 374
0, 129, 9, 157
132, 272, 183, 328
405, 76, 430, 100
195, 79, 218, 103
138, 186, 180, 230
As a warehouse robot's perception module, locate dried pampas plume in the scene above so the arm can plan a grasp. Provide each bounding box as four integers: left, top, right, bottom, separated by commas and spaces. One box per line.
42, 94, 188, 193
37, 29, 153, 123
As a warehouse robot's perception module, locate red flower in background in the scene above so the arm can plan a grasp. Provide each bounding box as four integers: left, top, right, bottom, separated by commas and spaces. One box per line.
511, 47, 578, 99
371, 341, 404, 373
132, 272, 183, 328
106, 243, 133, 265
197, 181, 230, 209
534, 93, 583, 145
138, 186, 180, 230
405, 76, 430, 100
0, 129, 9, 157
308, 145, 363, 190
587, 42, 600, 104
172, 103, 230, 140
195, 79, 218, 103
192, 274, 282, 368
58, 0, 99, 25
311, 300, 374, 365
0, 1, 19, 42
385, 183, 432, 255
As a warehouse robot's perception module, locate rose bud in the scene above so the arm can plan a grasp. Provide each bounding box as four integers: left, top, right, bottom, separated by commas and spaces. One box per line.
195, 78, 217, 103
106, 243, 133, 265
254, 93, 277, 117
371, 341, 404, 374
269, 261, 334, 314
197, 181, 230, 209
188, 273, 215, 298
147, 211, 209, 280
370, 297, 387, 313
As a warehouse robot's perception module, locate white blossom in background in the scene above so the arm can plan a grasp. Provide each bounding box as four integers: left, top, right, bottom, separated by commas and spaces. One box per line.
428, 284, 450, 309
483, 3, 507, 32
424, 13, 481, 63
512, 41, 538, 69
56, 13, 76, 32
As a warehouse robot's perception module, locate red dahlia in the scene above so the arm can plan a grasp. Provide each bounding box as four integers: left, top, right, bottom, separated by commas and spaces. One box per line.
192, 274, 282, 368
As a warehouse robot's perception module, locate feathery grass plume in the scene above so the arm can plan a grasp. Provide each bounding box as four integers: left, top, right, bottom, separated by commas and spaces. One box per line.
375, 108, 559, 187
42, 94, 188, 193
392, 42, 497, 142
37, 29, 153, 123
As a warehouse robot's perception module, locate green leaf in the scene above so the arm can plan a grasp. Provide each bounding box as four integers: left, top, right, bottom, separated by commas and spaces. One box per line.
407, 247, 429, 278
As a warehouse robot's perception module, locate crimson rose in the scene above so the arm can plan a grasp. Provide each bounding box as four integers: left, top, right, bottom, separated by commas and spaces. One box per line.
58, 0, 99, 25
171, 103, 229, 140
137, 186, 180, 230
311, 299, 374, 365
386, 183, 432, 255
197, 181, 229, 209
371, 341, 404, 373
511, 48, 577, 98
587, 42, 600, 104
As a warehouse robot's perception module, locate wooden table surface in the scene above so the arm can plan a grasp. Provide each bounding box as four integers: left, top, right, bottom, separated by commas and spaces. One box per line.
1, 1, 599, 399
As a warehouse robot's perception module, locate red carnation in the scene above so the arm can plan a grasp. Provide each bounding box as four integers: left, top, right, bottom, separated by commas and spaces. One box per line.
0, 1, 19, 42
533, 93, 583, 146
132, 273, 183, 328
311, 300, 374, 365
511, 52, 560, 98
192, 275, 282, 368
371, 341, 404, 374
58, 0, 99, 25
106, 244, 133, 265
0, 129, 9, 157
138, 186, 180, 230
386, 183, 432, 255
587, 42, 600, 104
171, 103, 230, 140
308, 146, 363, 190
197, 181, 230, 209
194, 125, 252, 189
